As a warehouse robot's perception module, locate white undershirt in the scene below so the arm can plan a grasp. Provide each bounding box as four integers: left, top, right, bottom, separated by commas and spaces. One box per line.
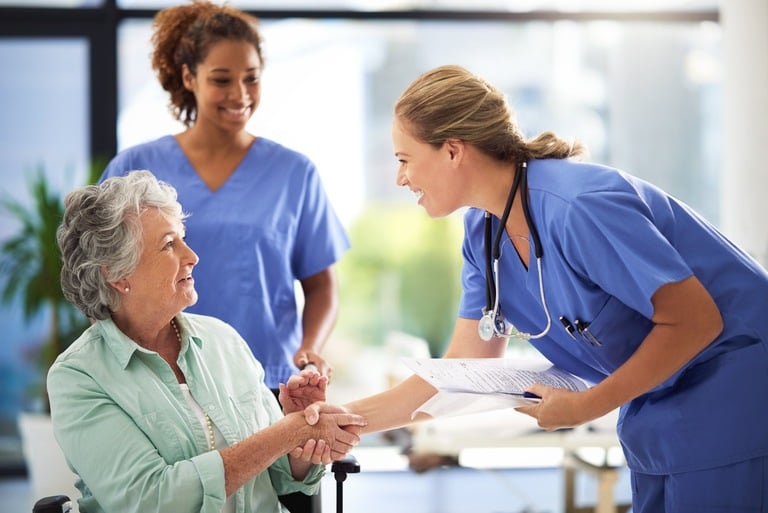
179, 384, 234, 513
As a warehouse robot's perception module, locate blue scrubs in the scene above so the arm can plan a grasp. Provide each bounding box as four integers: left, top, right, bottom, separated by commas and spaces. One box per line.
102, 135, 350, 388
458, 159, 768, 509
632, 456, 768, 512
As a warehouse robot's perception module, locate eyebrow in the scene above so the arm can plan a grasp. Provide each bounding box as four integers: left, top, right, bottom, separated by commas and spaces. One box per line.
160, 227, 185, 240
209, 66, 261, 73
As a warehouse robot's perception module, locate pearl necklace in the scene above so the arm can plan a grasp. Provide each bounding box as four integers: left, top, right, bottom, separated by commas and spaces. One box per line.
172, 318, 216, 452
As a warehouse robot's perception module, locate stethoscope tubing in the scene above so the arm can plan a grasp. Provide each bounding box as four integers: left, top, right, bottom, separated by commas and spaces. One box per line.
482, 161, 552, 341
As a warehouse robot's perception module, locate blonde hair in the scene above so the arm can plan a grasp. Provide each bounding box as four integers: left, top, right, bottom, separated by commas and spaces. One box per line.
394, 65, 586, 162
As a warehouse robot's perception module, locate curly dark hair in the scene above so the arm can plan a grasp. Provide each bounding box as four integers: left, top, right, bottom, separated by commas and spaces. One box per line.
151, 0, 263, 126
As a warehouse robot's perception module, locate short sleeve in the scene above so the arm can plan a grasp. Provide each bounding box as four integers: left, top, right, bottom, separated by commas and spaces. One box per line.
561, 190, 693, 318
458, 209, 489, 320
292, 165, 350, 279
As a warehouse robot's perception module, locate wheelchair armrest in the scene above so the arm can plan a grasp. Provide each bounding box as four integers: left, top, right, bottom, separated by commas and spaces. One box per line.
32, 495, 72, 513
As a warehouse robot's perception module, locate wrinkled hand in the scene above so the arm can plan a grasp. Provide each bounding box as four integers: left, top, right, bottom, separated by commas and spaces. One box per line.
294, 350, 332, 382
279, 369, 328, 414
514, 384, 592, 431
291, 404, 366, 464
290, 438, 332, 465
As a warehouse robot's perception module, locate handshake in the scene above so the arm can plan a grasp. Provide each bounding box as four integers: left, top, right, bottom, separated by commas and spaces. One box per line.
278, 369, 367, 466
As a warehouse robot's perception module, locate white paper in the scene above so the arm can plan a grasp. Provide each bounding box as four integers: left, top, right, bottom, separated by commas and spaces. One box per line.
413, 391, 535, 419
403, 357, 590, 419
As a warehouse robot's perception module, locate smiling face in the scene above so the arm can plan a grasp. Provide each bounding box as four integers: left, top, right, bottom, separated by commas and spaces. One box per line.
392, 117, 464, 218
121, 208, 199, 317
183, 38, 262, 134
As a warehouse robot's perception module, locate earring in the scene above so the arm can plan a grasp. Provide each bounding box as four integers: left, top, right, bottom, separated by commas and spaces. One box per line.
124, 287, 129, 293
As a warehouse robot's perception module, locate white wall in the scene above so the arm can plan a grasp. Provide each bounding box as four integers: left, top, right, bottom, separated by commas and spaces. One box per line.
720, 0, 768, 268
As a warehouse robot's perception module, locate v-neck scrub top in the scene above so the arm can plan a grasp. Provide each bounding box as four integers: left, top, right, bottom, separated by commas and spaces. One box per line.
102, 136, 350, 388
458, 158, 768, 475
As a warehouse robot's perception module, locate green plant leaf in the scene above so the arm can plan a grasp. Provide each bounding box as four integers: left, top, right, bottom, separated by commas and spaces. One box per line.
0, 163, 94, 412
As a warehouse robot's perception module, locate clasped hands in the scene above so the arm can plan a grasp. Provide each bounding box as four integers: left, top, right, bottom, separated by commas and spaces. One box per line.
278, 369, 366, 465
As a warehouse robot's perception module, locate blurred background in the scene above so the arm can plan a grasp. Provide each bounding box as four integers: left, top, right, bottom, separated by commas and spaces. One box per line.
1, 0, 766, 511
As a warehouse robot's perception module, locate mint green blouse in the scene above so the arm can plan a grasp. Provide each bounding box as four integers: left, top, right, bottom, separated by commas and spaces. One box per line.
47, 313, 324, 513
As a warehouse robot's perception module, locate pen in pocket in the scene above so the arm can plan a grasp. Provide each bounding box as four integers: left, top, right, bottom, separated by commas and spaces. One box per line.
574, 319, 602, 347
559, 316, 577, 340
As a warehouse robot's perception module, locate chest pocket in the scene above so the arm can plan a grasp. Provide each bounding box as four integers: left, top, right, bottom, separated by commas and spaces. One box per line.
574, 296, 654, 374
240, 225, 295, 301
230, 389, 272, 435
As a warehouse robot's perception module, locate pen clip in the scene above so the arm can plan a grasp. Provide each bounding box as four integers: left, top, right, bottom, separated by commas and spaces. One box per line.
559, 316, 577, 340
574, 319, 602, 347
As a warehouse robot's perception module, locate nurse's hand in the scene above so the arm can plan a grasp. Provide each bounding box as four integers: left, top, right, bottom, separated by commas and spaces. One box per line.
514, 383, 594, 431
294, 350, 333, 382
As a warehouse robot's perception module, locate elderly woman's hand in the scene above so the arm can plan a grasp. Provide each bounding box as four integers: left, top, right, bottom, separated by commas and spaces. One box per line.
290, 439, 333, 465
279, 369, 328, 414
288, 407, 366, 464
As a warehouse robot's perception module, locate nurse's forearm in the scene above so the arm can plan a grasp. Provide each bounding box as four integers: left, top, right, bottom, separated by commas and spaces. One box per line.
344, 375, 438, 434
299, 268, 338, 355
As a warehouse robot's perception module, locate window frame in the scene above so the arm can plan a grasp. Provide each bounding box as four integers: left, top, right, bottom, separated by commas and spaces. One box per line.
0, 2, 717, 164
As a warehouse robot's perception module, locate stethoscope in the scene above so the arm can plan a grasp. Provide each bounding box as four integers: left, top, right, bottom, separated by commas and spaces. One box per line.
477, 160, 553, 342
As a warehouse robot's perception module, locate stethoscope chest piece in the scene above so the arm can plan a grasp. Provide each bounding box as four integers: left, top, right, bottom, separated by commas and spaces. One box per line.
479, 308, 524, 342
478, 310, 498, 341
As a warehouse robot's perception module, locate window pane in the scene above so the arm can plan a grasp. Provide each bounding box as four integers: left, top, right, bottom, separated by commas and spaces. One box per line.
118, 18, 721, 218
0, 38, 89, 464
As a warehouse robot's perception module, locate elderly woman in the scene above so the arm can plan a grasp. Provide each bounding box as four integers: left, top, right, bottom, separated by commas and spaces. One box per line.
50, 170, 364, 513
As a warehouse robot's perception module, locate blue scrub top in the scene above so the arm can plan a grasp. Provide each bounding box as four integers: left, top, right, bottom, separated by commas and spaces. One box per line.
459, 158, 768, 474
101, 136, 350, 388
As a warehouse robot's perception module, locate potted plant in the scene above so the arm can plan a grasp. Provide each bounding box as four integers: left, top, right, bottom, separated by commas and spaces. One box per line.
0, 162, 103, 509
0, 167, 90, 413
